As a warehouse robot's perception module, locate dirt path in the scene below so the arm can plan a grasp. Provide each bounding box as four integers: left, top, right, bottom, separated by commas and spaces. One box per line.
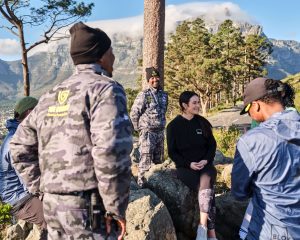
207, 105, 252, 130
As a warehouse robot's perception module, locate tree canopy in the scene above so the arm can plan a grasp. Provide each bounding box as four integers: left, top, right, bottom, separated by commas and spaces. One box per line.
165, 18, 272, 116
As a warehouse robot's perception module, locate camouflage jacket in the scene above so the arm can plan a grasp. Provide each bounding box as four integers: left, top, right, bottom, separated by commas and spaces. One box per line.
10, 64, 133, 218
130, 87, 168, 131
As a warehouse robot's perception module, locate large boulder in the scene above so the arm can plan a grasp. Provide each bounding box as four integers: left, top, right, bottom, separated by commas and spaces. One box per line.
143, 162, 199, 240
143, 162, 248, 240
215, 193, 249, 240
125, 180, 177, 240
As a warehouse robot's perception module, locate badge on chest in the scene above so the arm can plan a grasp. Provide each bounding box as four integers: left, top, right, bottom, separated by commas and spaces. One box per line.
196, 129, 202, 135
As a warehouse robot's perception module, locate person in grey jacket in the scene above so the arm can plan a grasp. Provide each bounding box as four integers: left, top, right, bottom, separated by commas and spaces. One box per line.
232, 77, 300, 240
10, 22, 132, 240
130, 67, 168, 186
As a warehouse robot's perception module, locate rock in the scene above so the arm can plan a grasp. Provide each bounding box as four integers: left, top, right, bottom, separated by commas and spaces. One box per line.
214, 150, 233, 165
215, 193, 249, 240
221, 164, 233, 189
125, 183, 177, 240
144, 162, 199, 240
4, 220, 32, 240
144, 162, 248, 240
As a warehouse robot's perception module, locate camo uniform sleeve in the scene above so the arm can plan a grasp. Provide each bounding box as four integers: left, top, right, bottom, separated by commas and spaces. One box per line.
130, 92, 146, 131
10, 109, 40, 194
90, 83, 132, 218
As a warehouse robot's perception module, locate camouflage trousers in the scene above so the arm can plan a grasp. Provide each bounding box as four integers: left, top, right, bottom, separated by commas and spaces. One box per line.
138, 130, 164, 185
43, 193, 117, 240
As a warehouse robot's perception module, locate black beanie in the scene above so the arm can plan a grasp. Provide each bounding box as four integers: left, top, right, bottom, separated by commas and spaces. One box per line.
70, 22, 111, 65
145, 67, 160, 81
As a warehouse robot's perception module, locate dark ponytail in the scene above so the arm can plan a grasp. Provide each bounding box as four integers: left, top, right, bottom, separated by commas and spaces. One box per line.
259, 79, 295, 108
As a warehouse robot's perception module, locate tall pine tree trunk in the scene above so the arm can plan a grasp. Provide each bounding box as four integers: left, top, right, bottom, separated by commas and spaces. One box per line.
142, 0, 165, 89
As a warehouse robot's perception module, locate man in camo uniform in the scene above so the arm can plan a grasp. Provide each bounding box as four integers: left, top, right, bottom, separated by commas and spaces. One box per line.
10, 22, 132, 240
130, 67, 168, 186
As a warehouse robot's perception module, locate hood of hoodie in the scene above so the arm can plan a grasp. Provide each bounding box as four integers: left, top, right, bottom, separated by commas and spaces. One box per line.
5, 119, 19, 134
260, 110, 300, 143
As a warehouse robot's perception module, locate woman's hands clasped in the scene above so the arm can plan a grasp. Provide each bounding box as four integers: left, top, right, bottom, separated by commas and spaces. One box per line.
190, 160, 208, 170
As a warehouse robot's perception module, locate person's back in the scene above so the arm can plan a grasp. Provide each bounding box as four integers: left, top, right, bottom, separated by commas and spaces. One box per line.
234, 110, 300, 239
10, 22, 132, 240
232, 77, 300, 240
27, 64, 131, 194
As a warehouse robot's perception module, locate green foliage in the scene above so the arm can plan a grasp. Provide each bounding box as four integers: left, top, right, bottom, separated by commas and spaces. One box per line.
0, 202, 12, 225
125, 88, 139, 112
213, 126, 241, 158
281, 73, 300, 110
165, 18, 272, 117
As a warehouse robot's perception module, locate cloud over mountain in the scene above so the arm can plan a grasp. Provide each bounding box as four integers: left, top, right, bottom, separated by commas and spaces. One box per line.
0, 38, 20, 56
27, 2, 255, 56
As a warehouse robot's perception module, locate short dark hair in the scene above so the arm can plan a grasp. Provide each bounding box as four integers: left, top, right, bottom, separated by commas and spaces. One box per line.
179, 91, 199, 112
178, 90, 213, 138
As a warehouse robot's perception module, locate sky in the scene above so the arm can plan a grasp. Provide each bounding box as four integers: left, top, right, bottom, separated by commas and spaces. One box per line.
1, 0, 300, 61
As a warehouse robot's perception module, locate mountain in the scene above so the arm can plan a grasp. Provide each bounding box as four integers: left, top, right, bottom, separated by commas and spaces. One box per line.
0, 34, 143, 100
266, 40, 300, 80
1, 2, 300, 101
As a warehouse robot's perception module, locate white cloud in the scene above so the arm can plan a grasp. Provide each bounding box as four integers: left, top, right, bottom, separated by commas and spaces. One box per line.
7, 1, 257, 58
88, 1, 255, 38
165, 2, 256, 34
0, 38, 21, 55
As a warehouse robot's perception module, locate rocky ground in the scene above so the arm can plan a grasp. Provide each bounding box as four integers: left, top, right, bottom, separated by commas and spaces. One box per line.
1, 105, 249, 240
2, 149, 247, 240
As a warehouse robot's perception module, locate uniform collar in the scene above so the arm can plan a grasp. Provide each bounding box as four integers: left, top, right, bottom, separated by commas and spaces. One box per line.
75, 63, 110, 76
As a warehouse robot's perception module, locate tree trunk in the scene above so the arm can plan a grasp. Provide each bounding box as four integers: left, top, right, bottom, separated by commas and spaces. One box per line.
142, 0, 165, 89
199, 94, 208, 117
18, 23, 30, 96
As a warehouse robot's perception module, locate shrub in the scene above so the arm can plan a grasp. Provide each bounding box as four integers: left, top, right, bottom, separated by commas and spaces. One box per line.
0, 201, 12, 238
213, 126, 241, 158
0, 202, 12, 225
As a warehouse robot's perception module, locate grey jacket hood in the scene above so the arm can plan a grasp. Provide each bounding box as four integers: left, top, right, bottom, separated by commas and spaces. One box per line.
261, 110, 300, 143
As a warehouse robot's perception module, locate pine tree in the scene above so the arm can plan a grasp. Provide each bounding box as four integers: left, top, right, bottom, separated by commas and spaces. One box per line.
243, 34, 273, 85
210, 20, 245, 105
165, 18, 223, 116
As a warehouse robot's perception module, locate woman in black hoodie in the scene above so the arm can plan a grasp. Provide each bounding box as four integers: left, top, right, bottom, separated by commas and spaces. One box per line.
167, 91, 217, 240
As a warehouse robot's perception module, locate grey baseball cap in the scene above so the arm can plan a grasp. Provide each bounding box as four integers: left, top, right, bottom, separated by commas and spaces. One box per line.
240, 77, 270, 115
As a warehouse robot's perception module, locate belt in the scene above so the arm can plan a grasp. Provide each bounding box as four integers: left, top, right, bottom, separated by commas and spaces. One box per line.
58, 189, 97, 197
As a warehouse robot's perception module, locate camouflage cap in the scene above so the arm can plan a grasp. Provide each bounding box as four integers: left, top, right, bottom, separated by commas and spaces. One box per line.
15, 96, 38, 116
145, 67, 160, 81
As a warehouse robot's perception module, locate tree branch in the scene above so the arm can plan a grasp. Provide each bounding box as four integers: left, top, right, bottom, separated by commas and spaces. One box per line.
0, 24, 18, 36
4, 0, 19, 24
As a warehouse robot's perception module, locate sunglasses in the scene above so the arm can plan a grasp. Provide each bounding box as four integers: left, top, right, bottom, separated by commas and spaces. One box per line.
244, 103, 252, 113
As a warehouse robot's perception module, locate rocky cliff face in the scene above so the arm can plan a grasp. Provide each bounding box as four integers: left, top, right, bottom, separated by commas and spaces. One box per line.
1, 22, 299, 100
266, 39, 300, 79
